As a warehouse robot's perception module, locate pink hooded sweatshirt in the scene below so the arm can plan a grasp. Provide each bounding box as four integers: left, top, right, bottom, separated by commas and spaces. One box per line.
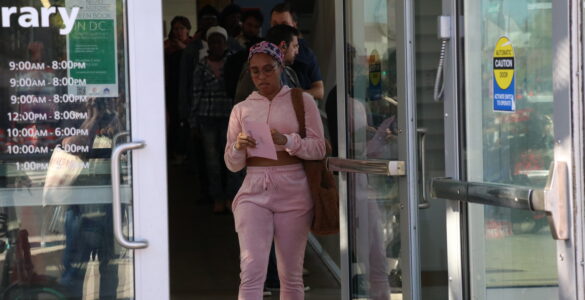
224, 86, 326, 171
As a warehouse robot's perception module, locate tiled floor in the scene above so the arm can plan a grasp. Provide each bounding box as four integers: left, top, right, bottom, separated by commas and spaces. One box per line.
167, 164, 341, 299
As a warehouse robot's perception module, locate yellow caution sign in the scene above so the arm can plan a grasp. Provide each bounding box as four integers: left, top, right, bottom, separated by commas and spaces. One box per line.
493, 36, 515, 111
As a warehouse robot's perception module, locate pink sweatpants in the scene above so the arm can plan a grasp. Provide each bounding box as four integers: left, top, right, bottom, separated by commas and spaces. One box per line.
232, 164, 313, 300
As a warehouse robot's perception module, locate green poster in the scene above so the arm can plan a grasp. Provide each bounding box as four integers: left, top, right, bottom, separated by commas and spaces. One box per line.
69, 20, 116, 84
66, 0, 118, 97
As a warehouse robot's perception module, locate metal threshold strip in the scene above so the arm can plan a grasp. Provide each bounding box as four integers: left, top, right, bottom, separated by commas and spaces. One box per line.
431, 162, 569, 240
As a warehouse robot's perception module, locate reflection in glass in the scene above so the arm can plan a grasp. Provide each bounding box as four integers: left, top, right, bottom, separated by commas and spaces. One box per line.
465, 0, 557, 298
0, 0, 134, 299
345, 1, 399, 299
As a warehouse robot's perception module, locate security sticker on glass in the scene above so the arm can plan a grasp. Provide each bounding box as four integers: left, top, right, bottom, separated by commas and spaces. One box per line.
493, 36, 515, 112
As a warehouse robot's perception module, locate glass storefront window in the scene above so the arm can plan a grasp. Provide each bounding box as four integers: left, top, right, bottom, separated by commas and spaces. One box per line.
0, 0, 134, 298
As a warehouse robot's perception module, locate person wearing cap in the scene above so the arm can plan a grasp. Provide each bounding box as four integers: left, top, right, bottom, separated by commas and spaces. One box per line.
224, 41, 325, 299
178, 5, 241, 124
190, 25, 237, 213
176, 5, 220, 201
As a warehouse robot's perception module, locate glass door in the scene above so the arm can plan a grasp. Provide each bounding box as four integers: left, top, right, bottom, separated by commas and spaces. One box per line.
463, 1, 558, 298
0, 0, 168, 299
331, 0, 421, 299
433, 0, 582, 299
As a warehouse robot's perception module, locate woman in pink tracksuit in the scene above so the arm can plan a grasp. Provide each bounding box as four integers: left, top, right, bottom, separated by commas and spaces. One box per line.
224, 41, 325, 300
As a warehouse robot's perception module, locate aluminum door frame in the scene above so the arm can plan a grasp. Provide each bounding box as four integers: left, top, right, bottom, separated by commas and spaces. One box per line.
575, 0, 585, 297
439, 0, 465, 299
126, 0, 170, 298
553, 1, 584, 299
396, 0, 422, 299
334, 0, 421, 298
333, 2, 350, 300
441, 0, 585, 299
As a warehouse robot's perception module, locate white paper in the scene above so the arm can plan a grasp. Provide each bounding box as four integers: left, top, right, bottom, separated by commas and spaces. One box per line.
244, 121, 278, 160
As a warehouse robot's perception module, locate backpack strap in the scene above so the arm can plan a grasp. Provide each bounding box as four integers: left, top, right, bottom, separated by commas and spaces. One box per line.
291, 88, 306, 138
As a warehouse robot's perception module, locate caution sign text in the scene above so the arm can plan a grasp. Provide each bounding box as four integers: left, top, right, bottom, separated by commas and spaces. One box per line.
493, 37, 515, 112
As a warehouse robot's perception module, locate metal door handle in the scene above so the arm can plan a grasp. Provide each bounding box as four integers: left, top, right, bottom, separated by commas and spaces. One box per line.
327, 157, 406, 176
431, 161, 569, 240
111, 141, 148, 249
113, 131, 130, 147
417, 128, 430, 209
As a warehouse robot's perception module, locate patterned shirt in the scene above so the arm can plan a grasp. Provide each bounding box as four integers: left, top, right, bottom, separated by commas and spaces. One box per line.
190, 55, 233, 126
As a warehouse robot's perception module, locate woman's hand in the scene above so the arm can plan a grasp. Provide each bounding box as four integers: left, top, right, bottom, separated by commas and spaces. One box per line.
235, 132, 256, 150
271, 129, 288, 146
385, 128, 396, 140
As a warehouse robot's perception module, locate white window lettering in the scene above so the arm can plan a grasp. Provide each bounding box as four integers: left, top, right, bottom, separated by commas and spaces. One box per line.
40, 7, 57, 27
18, 7, 39, 28
58, 7, 80, 35
0, 6, 80, 35
1, 7, 17, 27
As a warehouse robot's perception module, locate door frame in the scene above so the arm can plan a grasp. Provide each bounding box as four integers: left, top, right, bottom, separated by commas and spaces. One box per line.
396, 0, 422, 299
574, 0, 585, 296
441, 0, 465, 298
333, 2, 350, 300
553, 0, 584, 299
126, 0, 169, 298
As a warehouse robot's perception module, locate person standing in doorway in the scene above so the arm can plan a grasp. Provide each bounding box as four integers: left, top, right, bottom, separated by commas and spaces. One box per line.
190, 26, 237, 213
224, 9, 264, 102
230, 24, 302, 296
179, 5, 220, 123
225, 41, 325, 299
220, 4, 243, 39
270, 2, 324, 100
164, 16, 192, 164
178, 5, 220, 200
235, 9, 264, 49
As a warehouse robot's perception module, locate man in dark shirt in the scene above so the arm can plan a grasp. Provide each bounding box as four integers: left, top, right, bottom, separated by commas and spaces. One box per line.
270, 2, 324, 100
235, 9, 263, 48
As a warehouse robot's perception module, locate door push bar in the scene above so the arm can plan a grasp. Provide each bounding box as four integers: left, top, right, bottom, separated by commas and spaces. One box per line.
111, 141, 149, 249
431, 162, 569, 240
327, 158, 433, 210
327, 157, 406, 176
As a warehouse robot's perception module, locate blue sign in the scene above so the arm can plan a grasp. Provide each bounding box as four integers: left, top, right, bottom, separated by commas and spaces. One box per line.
493, 76, 515, 112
